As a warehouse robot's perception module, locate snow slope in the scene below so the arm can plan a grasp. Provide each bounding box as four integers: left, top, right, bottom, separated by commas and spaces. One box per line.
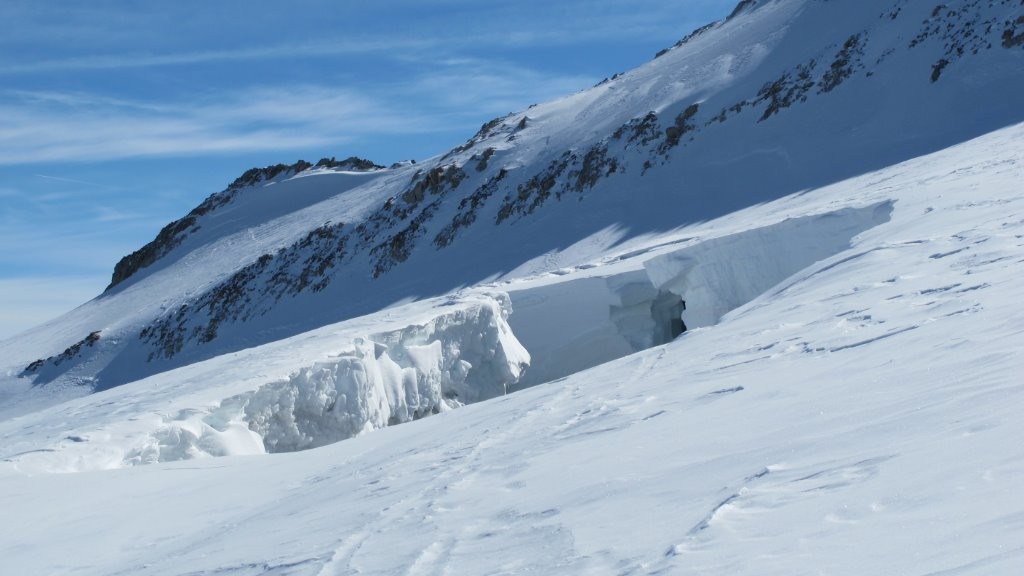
1, 0, 1023, 573
1, 120, 1021, 575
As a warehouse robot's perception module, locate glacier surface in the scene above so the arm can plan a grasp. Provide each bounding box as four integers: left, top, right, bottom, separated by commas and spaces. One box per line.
0, 122, 1021, 574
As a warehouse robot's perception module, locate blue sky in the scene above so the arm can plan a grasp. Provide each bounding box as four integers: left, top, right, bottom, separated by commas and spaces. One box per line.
0, 0, 735, 339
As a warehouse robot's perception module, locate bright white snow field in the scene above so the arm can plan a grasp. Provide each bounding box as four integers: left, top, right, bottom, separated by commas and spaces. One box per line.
0, 121, 1021, 575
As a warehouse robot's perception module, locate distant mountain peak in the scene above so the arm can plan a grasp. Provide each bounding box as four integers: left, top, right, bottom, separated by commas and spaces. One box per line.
105, 156, 384, 291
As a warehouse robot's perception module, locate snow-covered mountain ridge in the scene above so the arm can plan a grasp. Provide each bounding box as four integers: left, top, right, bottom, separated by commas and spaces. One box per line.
5, 0, 1021, 396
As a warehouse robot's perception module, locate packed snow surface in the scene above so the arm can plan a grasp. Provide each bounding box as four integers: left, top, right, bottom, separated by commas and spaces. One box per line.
1, 122, 1021, 574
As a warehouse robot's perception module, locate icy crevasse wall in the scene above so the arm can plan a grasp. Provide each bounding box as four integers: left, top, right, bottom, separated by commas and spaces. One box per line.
644, 202, 895, 330
236, 295, 529, 453
507, 201, 893, 388
115, 295, 530, 466
507, 272, 671, 389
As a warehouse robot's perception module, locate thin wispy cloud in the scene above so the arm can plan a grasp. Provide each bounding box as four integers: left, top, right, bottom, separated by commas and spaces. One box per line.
0, 61, 597, 165
7, 90, 167, 111
0, 87, 401, 164
92, 206, 144, 223
35, 174, 118, 189
30, 191, 74, 205
0, 18, 697, 76
0, 39, 440, 75
0, 1, 724, 76
0, 276, 106, 340
0, 207, 170, 279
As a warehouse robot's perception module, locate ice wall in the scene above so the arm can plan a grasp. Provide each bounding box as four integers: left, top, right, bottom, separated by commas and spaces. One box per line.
508, 202, 892, 387
237, 296, 529, 453
644, 202, 894, 329
507, 272, 685, 389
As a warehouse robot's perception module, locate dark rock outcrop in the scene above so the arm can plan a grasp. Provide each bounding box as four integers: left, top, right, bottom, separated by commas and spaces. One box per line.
21, 331, 101, 377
